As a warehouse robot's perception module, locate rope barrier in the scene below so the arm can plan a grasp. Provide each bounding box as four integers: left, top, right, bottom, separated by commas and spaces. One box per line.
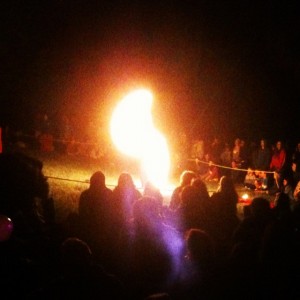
188, 158, 275, 174
10, 132, 277, 182
45, 175, 117, 188
45, 176, 89, 184
21, 133, 102, 147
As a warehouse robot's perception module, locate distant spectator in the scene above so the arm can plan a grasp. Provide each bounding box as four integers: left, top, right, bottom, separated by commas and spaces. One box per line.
291, 141, 300, 165
269, 140, 287, 190
252, 138, 272, 171
220, 142, 232, 177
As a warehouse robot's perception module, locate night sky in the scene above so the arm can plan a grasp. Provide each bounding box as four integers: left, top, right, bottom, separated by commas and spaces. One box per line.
1, 0, 299, 145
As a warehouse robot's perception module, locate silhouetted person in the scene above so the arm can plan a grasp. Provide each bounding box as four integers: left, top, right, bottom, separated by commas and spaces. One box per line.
175, 185, 209, 233
0, 152, 59, 297
209, 176, 240, 263
171, 228, 218, 299
169, 170, 197, 211
118, 196, 183, 299
78, 171, 115, 268
111, 172, 142, 229
30, 237, 126, 299
261, 192, 300, 298
229, 197, 274, 297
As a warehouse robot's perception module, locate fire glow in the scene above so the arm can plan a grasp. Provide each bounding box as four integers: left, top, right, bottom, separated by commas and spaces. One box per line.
110, 89, 170, 190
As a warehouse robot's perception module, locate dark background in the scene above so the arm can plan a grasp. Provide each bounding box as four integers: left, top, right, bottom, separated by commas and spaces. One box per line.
1, 0, 299, 145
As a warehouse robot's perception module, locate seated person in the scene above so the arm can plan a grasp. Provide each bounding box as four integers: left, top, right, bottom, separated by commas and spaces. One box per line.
294, 180, 300, 202
198, 153, 219, 182
244, 168, 257, 190
254, 171, 268, 191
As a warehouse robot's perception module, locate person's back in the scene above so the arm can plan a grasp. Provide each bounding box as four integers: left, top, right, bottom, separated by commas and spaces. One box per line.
209, 176, 240, 260
29, 237, 127, 299
78, 171, 115, 265
169, 170, 197, 211
79, 171, 113, 225
176, 185, 207, 233
172, 228, 218, 299
122, 197, 183, 299
111, 172, 142, 228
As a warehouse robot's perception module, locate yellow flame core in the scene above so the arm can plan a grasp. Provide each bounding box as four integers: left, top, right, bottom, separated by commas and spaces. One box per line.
110, 89, 170, 188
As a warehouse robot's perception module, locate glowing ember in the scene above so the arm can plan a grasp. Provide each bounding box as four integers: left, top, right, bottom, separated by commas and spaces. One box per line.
241, 193, 249, 200
110, 89, 170, 189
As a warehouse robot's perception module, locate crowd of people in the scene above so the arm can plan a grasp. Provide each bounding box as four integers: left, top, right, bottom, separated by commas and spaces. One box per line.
190, 137, 300, 201
1, 136, 300, 298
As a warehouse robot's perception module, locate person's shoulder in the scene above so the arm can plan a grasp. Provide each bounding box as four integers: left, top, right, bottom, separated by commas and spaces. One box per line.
105, 186, 113, 194
79, 188, 90, 198
172, 186, 182, 194
135, 188, 142, 197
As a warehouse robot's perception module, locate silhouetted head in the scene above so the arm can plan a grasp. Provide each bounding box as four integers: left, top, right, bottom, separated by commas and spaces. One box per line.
250, 197, 271, 217
180, 170, 197, 187
191, 177, 210, 198
217, 175, 235, 193
117, 172, 135, 189
274, 192, 290, 211
90, 171, 105, 189
180, 185, 199, 208
61, 237, 92, 267
185, 228, 215, 268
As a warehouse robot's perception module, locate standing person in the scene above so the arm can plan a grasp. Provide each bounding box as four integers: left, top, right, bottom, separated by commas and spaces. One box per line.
253, 138, 272, 172
209, 176, 240, 262
231, 138, 244, 183
291, 141, 300, 166
118, 196, 183, 299
269, 140, 287, 192
209, 137, 223, 165
78, 171, 115, 267
291, 161, 300, 186
252, 138, 272, 189
78, 171, 113, 227
111, 172, 142, 229
220, 143, 232, 177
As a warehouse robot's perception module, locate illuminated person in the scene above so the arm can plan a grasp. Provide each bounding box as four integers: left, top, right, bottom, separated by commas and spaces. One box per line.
291, 141, 300, 165
269, 140, 287, 191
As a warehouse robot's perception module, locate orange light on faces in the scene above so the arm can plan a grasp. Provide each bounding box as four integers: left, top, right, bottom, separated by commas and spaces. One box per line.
110, 89, 170, 190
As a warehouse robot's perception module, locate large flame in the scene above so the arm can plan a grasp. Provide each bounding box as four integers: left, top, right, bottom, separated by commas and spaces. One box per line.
110, 89, 170, 189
